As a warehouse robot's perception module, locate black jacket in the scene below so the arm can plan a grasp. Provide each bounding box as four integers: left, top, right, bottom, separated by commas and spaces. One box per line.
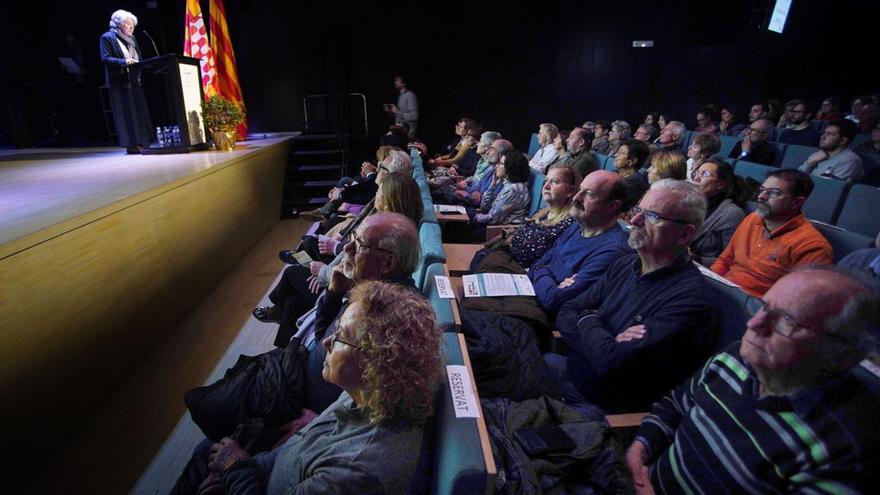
99, 30, 141, 85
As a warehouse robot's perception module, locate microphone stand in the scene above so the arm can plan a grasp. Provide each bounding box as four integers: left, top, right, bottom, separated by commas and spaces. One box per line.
142, 30, 161, 58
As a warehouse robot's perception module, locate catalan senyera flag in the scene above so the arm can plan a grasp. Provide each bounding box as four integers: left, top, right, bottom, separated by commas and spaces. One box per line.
183, 0, 219, 98
209, 0, 247, 140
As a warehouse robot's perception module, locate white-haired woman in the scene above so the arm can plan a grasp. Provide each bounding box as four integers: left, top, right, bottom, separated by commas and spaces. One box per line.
100, 9, 152, 153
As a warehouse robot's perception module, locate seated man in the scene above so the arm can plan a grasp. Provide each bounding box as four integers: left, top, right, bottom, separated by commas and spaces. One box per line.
295, 212, 421, 413
627, 267, 880, 494
449, 138, 512, 206
633, 123, 658, 144
529, 170, 632, 314
738, 101, 770, 137
839, 231, 880, 284
591, 120, 612, 155
728, 118, 776, 165
655, 121, 686, 152
712, 169, 832, 296
799, 119, 864, 181
778, 100, 821, 146
564, 126, 599, 177
549, 180, 715, 419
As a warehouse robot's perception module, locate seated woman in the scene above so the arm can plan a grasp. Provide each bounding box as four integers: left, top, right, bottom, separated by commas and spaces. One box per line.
255, 172, 423, 349
647, 150, 687, 184
613, 139, 651, 213
685, 132, 721, 181
643, 111, 660, 129
528, 123, 560, 173
690, 159, 746, 266
194, 281, 444, 495
607, 120, 631, 156
429, 117, 482, 169
474, 149, 531, 226
547, 129, 570, 167
506, 164, 579, 268
718, 106, 746, 136
695, 105, 719, 135
428, 133, 479, 186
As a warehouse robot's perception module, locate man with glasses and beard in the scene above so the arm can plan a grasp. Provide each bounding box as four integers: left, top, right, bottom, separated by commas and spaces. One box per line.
546, 180, 714, 420
712, 169, 832, 297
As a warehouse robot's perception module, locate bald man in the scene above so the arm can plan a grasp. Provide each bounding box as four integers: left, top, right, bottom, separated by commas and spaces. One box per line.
728, 118, 776, 165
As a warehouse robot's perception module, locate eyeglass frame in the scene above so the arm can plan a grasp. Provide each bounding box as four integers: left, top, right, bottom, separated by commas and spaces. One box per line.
328, 330, 361, 351
756, 186, 789, 199
630, 205, 691, 225
745, 296, 818, 338
351, 233, 395, 255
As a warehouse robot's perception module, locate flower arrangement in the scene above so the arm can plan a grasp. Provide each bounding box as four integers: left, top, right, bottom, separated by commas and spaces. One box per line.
201, 95, 245, 132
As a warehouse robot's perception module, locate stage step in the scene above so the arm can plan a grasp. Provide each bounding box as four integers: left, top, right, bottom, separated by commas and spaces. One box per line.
296, 164, 341, 173
292, 150, 340, 156
291, 133, 338, 141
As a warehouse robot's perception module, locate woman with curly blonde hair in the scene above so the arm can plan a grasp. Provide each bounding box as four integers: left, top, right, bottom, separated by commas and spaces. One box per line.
203, 281, 444, 493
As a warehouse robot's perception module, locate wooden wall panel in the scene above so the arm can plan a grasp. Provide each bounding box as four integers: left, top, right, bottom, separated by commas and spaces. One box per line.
0, 139, 289, 488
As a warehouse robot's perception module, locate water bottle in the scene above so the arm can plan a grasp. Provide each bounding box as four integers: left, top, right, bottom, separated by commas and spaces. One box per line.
172, 125, 181, 146
156, 126, 165, 147
163, 126, 173, 146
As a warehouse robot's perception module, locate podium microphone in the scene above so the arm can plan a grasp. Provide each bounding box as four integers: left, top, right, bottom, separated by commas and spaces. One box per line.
142, 30, 161, 58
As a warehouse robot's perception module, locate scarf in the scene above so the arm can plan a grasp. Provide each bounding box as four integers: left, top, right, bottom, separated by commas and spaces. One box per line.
111, 27, 137, 50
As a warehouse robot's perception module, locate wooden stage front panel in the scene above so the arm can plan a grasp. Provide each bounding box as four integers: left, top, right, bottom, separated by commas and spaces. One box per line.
0, 135, 292, 488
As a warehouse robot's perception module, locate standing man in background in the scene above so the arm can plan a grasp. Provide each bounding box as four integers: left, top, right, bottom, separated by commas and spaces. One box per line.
386, 75, 418, 138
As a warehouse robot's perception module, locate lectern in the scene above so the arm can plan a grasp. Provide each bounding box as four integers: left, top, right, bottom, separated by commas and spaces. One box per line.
136, 54, 210, 153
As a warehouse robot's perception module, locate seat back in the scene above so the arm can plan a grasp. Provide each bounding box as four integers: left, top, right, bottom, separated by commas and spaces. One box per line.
809, 120, 829, 133
780, 144, 818, 169
527, 170, 547, 216
812, 222, 876, 263
682, 130, 696, 152
851, 134, 871, 149
527, 133, 540, 157
719, 135, 739, 158
702, 275, 750, 350
836, 184, 880, 237
415, 222, 446, 288
422, 263, 460, 333
733, 160, 775, 184
770, 142, 787, 167
432, 333, 496, 495
803, 176, 849, 224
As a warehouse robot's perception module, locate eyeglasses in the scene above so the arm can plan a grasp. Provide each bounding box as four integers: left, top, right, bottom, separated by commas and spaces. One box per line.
748, 127, 766, 134
378, 165, 391, 173
745, 296, 817, 338
757, 186, 787, 199
694, 170, 716, 179
328, 331, 361, 351
352, 234, 394, 255
630, 206, 691, 225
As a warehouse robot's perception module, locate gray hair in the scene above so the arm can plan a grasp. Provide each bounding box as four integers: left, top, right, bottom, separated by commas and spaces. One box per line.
383, 149, 413, 175
109, 9, 138, 29
371, 212, 421, 278
638, 124, 659, 141
649, 179, 707, 230
480, 131, 502, 146
539, 123, 560, 141
612, 120, 631, 139
666, 121, 687, 143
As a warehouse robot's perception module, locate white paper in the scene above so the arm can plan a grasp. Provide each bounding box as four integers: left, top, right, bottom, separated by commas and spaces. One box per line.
446, 365, 480, 418
433, 275, 455, 299
178, 63, 206, 145
694, 261, 742, 288
292, 251, 313, 266
461, 273, 536, 297
434, 204, 467, 214
462, 274, 482, 297
512, 274, 536, 296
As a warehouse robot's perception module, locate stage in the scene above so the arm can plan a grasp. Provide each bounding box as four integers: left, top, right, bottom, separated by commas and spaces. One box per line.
0, 133, 296, 490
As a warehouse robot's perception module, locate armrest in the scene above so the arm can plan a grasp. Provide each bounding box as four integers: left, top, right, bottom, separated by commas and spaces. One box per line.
605, 412, 649, 429
443, 243, 482, 274
485, 224, 518, 241
443, 265, 462, 331
436, 211, 470, 222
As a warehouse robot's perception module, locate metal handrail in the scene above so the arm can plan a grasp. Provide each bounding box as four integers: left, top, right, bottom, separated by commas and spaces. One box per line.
302, 92, 368, 136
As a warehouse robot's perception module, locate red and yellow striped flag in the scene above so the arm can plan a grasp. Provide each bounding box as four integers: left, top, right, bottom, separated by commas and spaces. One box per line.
183, 0, 219, 98
209, 0, 247, 140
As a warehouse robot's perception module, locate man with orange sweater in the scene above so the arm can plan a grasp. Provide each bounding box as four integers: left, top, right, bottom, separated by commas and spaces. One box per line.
711, 169, 832, 296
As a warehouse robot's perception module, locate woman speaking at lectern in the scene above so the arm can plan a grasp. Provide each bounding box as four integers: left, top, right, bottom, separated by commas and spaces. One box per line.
100, 9, 152, 154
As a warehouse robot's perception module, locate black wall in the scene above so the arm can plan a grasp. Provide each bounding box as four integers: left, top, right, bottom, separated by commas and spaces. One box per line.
1, 0, 876, 152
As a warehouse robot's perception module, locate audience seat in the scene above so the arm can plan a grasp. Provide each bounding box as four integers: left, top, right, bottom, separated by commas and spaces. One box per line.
682, 130, 696, 152
527, 133, 540, 157
780, 144, 818, 169
733, 160, 775, 184
703, 275, 750, 349
527, 170, 547, 216
811, 221, 876, 263
422, 205, 438, 224
835, 184, 880, 237
719, 135, 739, 158
423, 263, 462, 333
593, 153, 612, 171
432, 333, 496, 495
415, 222, 447, 288
771, 127, 783, 142
809, 120, 829, 133
851, 134, 870, 149
803, 176, 850, 225
770, 142, 788, 167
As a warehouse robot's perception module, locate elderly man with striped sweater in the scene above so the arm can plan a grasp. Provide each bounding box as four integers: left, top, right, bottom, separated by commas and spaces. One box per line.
626, 266, 880, 494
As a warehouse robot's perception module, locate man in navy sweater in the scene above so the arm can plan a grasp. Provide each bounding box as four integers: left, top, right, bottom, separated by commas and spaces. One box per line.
547, 179, 716, 419
528, 170, 632, 314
